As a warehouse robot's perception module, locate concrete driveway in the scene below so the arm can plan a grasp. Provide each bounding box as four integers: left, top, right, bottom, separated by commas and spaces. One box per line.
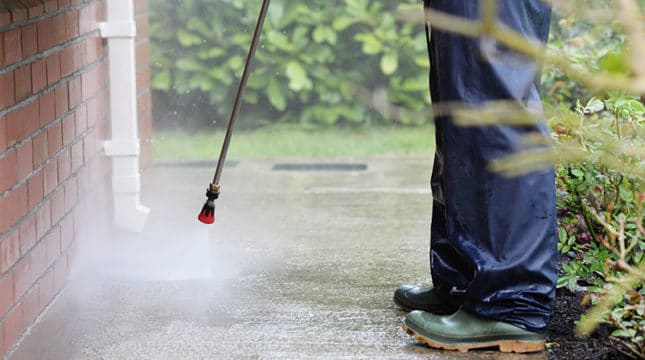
10, 157, 544, 360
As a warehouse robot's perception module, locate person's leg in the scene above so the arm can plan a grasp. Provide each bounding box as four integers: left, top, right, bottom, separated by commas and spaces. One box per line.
422, 0, 557, 334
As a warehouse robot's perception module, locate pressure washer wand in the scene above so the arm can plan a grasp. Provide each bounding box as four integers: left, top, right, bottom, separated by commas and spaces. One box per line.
198, 0, 271, 224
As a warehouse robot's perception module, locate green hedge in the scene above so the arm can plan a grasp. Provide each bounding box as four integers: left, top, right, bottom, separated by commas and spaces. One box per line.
150, 0, 429, 129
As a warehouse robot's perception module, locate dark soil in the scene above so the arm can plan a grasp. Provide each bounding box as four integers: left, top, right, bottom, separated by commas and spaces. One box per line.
546, 288, 632, 360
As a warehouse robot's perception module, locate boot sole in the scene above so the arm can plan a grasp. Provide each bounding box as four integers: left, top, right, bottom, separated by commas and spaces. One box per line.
402, 323, 544, 353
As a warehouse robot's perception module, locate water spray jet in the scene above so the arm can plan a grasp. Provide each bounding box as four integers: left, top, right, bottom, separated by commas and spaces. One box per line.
198, 0, 271, 224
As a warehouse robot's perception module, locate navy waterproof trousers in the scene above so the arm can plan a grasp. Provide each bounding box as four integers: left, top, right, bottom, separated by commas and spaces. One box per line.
424, 0, 557, 333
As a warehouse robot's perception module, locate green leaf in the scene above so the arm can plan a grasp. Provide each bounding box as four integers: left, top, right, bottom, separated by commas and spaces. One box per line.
571, 169, 584, 178
356, 33, 383, 55
332, 17, 359, 31
176, 58, 205, 72
267, 79, 287, 111
285, 61, 312, 91
152, 71, 171, 91
177, 29, 202, 47
380, 52, 398, 75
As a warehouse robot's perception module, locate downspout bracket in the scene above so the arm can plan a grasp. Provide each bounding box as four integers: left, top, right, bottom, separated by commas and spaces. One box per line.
99, 21, 137, 39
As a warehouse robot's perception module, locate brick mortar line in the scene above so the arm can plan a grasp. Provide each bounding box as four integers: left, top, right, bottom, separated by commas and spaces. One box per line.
0, 0, 102, 33
0, 58, 108, 159
0, 105, 109, 202
0, 27, 103, 79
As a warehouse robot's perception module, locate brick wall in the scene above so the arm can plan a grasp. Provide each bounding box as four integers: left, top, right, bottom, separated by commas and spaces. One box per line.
0, 0, 122, 356
135, 0, 151, 168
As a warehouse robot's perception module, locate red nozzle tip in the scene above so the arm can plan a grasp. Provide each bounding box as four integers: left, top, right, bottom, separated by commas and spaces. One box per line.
198, 203, 215, 224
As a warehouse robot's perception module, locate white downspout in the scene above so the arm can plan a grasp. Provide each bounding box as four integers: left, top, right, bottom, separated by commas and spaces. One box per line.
100, 0, 150, 232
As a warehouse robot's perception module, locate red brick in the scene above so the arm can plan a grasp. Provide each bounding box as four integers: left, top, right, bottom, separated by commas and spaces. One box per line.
89, 2, 102, 30
50, 188, 65, 224
0, 317, 5, 356
35, 200, 50, 240
60, 47, 74, 78
0, 6, 10, 26
53, 254, 67, 292
47, 121, 62, 156
134, 0, 148, 16
31, 132, 47, 168
85, 36, 101, 65
135, 41, 150, 68
21, 24, 38, 59
0, 274, 14, 316
54, 84, 68, 117
76, 165, 89, 196
43, 160, 57, 197
0, 117, 6, 153
58, 0, 71, 9
15, 64, 32, 101
0, 71, 15, 110
78, 6, 90, 34
74, 103, 86, 136
28, 4, 44, 18
0, 229, 20, 275
0, 151, 18, 193
72, 40, 85, 69
26, 172, 44, 214
45, 227, 60, 267
37, 18, 53, 52
21, 101, 40, 138
0, 184, 28, 234
39, 91, 56, 127
5, 113, 21, 148
7, 3, 28, 23
44, 0, 57, 12
70, 141, 83, 172
66, 10, 79, 40
56, 149, 71, 183
86, 97, 97, 126
3, 303, 24, 351
68, 77, 81, 109
60, 214, 73, 250
38, 270, 54, 309
61, 114, 74, 146
16, 140, 33, 179
63, 181, 76, 213
31, 59, 47, 94
46, 53, 61, 87
52, 14, 67, 47
21, 286, 40, 329
81, 67, 96, 101
3, 28, 22, 66
19, 215, 37, 255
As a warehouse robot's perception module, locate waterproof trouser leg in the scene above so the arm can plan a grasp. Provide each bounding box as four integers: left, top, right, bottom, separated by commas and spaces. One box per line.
425, 0, 557, 333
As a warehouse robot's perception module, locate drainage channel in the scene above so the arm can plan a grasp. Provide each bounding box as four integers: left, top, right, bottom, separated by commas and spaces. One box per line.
153, 160, 239, 168
272, 163, 367, 171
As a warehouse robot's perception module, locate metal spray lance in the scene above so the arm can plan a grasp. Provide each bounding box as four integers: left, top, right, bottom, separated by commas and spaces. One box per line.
198, 0, 271, 224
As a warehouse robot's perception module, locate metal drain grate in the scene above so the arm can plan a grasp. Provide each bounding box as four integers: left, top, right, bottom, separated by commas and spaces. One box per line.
153, 160, 239, 168
272, 163, 367, 171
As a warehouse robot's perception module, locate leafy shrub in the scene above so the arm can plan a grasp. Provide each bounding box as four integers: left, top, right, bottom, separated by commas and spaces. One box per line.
149, 0, 429, 129
552, 95, 644, 357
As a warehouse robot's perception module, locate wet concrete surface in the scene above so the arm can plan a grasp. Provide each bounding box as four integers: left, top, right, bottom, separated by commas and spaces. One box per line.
11, 157, 545, 360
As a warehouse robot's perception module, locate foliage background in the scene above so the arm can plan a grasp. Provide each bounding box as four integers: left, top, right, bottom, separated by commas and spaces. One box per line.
149, 0, 429, 129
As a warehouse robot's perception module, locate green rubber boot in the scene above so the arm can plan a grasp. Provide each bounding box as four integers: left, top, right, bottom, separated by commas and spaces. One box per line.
403, 309, 545, 353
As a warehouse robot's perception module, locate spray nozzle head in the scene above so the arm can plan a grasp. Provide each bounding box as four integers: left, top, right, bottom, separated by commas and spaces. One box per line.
197, 184, 220, 224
